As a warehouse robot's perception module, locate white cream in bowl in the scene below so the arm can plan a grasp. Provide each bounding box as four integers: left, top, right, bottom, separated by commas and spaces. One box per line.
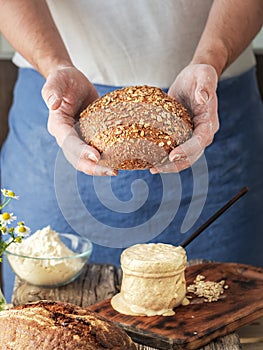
6, 226, 90, 286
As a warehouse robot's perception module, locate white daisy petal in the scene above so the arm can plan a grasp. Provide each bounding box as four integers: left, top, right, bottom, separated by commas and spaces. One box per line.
1, 189, 19, 200
0, 212, 17, 225
15, 225, 31, 237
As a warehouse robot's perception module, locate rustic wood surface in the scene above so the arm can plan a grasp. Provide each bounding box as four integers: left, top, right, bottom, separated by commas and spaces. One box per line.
12, 260, 242, 350
237, 316, 263, 350
88, 262, 263, 349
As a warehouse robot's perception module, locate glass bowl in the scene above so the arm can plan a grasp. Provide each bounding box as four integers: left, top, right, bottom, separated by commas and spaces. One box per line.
5, 233, 93, 287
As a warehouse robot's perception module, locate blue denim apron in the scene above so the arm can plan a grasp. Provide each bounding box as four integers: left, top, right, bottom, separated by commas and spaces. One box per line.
1, 67, 263, 301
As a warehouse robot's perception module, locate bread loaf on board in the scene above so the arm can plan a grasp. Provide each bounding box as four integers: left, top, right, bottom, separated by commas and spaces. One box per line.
79, 85, 193, 170
0, 300, 136, 350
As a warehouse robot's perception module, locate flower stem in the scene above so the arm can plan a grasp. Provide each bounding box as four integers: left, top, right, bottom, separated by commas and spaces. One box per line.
0, 198, 12, 210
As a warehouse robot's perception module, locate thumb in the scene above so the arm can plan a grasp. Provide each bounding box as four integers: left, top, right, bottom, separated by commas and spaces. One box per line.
195, 88, 210, 105
42, 79, 63, 110
46, 93, 62, 110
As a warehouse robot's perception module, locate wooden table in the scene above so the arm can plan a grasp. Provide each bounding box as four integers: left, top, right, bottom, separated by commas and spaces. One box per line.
11, 260, 242, 350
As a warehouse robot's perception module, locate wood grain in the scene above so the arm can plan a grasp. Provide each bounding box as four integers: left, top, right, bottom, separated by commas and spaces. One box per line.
11, 261, 243, 350
88, 262, 263, 349
237, 316, 263, 349
12, 263, 120, 307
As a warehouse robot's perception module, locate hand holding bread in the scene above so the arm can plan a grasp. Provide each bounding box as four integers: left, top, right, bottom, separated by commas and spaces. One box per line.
41, 65, 118, 176
42, 64, 219, 175
159, 63, 219, 173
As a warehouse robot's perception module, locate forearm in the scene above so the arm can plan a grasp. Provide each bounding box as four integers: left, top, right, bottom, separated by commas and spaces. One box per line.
191, 0, 263, 77
0, 0, 72, 77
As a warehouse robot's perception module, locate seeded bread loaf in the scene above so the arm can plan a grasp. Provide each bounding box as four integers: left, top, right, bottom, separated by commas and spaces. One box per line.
79, 85, 193, 170
0, 300, 136, 350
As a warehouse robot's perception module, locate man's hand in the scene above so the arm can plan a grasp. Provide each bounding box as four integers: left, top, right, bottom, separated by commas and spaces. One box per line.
150, 64, 219, 174
42, 66, 117, 176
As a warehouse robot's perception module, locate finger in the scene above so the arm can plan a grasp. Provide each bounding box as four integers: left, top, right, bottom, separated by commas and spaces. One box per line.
77, 158, 118, 177
193, 86, 219, 135
152, 117, 214, 174
42, 67, 99, 112
60, 129, 117, 176
47, 108, 117, 176
47, 110, 75, 146
169, 129, 208, 164
42, 75, 65, 110
150, 140, 200, 174
150, 162, 181, 174
150, 160, 190, 174
193, 113, 219, 140
150, 151, 201, 173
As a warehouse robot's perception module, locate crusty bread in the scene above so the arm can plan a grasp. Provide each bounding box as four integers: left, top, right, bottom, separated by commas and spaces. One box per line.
79, 85, 193, 170
0, 300, 136, 350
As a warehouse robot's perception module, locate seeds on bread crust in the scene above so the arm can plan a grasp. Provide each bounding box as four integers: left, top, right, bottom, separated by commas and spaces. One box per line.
79, 85, 193, 170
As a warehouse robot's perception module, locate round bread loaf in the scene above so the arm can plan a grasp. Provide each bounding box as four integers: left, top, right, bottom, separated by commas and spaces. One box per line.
79, 85, 193, 170
0, 300, 136, 350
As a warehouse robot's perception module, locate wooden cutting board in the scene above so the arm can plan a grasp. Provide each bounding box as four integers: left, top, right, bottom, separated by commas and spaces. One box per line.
88, 262, 263, 350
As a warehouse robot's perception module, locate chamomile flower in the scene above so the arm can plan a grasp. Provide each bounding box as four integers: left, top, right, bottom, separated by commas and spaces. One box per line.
0, 188, 29, 262
14, 222, 31, 237
0, 225, 7, 235
1, 189, 19, 200
0, 212, 17, 225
